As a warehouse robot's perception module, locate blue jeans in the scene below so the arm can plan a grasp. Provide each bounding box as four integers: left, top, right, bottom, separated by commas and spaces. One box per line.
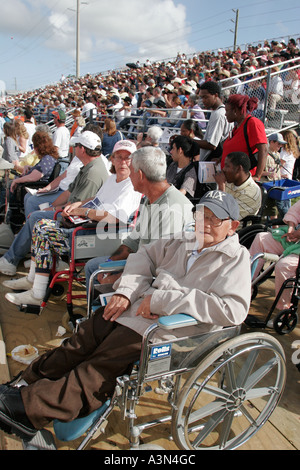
3, 210, 58, 266
84, 256, 109, 294
276, 199, 291, 219
24, 191, 64, 218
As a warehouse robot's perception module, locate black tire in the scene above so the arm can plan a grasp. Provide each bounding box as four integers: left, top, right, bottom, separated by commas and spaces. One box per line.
238, 223, 269, 249
273, 309, 298, 335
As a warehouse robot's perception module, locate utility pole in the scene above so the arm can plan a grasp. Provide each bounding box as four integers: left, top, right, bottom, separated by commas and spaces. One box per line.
76, 0, 80, 79
230, 9, 239, 52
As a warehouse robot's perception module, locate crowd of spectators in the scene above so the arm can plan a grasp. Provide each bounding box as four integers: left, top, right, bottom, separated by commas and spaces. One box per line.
0, 37, 299, 139
0, 38, 299, 442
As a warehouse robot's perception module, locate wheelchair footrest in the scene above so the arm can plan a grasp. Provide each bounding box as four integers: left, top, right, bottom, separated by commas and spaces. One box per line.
53, 399, 111, 442
18, 304, 42, 315
244, 314, 266, 328
23, 429, 57, 450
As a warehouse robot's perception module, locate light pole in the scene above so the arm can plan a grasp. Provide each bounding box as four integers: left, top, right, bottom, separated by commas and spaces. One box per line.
230, 9, 239, 52
76, 0, 80, 79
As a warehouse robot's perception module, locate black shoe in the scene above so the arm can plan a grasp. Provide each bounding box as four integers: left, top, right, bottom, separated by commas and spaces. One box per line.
0, 385, 37, 440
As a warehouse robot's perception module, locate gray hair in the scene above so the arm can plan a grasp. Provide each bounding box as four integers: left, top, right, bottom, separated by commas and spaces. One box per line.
131, 146, 166, 182
36, 124, 52, 137
147, 125, 163, 144
189, 94, 199, 104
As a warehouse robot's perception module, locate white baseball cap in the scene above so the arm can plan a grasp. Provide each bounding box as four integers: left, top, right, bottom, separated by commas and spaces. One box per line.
112, 140, 137, 155
70, 131, 102, 150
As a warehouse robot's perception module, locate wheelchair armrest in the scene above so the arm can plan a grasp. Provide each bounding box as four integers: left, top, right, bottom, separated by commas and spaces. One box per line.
99, 260, 127, 269
158, 313, 199, 329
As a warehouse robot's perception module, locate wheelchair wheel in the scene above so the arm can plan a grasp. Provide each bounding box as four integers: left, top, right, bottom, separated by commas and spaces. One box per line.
51, 282, 67, 299
172, 332, 286, 450
238, 224, 269, 249
273, 309, 298, 335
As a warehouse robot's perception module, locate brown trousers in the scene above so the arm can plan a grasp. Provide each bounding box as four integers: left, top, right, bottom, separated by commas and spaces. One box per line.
21, 310, 142, 429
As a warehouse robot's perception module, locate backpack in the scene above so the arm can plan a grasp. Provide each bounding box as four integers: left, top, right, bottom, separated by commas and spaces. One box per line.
173, 161, 213, 204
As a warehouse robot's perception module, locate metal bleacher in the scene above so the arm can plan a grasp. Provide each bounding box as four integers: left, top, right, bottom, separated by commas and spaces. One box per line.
26, 56, 299, 150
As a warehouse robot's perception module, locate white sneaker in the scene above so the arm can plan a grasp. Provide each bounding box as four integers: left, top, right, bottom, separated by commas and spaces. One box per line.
267, 319, 274, 328
0, 257, 17, 276
5, 289, 42, 306
2, 276, 33, 291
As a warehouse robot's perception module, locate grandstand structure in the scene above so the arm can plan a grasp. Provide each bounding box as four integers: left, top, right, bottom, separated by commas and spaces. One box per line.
1, 47, 300, 148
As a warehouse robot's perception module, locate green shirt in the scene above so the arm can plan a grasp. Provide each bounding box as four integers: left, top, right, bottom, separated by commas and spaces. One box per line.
123, 185, 194, 253
68, 157, 109, 203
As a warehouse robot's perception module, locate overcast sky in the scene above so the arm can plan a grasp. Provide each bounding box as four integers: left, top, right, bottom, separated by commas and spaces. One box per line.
0, 0, 299, 91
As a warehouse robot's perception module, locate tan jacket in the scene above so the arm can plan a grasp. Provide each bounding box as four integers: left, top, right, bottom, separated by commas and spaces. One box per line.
115, 232, 251, 337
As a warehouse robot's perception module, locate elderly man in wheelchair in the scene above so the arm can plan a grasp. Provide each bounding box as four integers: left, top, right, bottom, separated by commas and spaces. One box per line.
0, 190, 286, 450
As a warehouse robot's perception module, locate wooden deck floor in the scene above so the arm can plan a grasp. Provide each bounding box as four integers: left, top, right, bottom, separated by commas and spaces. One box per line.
0, 263, 299, 451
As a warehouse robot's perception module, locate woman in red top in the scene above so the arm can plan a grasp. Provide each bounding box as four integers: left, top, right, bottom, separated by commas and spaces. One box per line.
221, 94, 268, 180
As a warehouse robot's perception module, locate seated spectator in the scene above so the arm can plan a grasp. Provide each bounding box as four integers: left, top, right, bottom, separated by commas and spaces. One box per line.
9, 131, 59, 194
4, 140, 141, 307
23, 108, 36, 154
2, 122, 19, 164
267, 67, 284, 118
0, 131, 110, 276
14, 119, 30, 159
21, 121, 104, 218
167, 135, 199, 200
280, 130, 299, 180
81, 95, 97, 120
51, 110, 70, 165
84, 146, 194, 291
261, 133, 285, 219
12, 124, 51, 175
180, 94, 206, 129
161, 96, 183, 127
180, 119, 204, 142
214, 151, 261, 221
101, 118, 124, 157
23, 154, 83, 218
276, 129, 300, 217
221, 94, 268, 181
109, 95, 124, 123
0, 191, 251, 440
136, 125, 163, 148
250, 200, 300, 313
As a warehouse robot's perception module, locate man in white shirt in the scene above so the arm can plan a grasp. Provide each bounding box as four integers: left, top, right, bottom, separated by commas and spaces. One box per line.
81, 96, 97, 120
197, 81, 232, 163
52, 110, 70, 161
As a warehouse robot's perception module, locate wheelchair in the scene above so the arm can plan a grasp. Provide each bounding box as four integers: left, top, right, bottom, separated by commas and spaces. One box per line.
245, 252, 300, 335
17, 210, 139, 331
238, 179, 300, 249
21, 261, 287, 451
0, 162, 61, 236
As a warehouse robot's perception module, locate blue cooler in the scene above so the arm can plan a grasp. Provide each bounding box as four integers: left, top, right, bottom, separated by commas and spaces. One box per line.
262, 179, 300, 200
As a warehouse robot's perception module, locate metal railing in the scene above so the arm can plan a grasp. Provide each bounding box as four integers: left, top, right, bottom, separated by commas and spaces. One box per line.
220, 57, 300, 135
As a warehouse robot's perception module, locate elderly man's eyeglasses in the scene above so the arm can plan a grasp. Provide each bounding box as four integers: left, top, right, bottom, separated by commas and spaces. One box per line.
193, 211, 230, 227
